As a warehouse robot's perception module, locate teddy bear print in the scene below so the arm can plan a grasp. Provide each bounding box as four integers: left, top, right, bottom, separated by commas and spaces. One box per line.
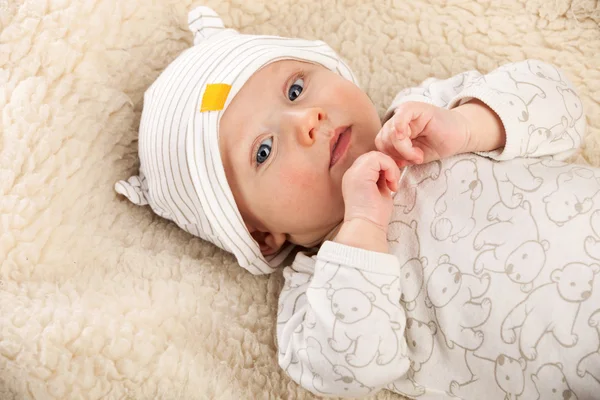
480, 69, 546, 119
297, 337, 373, 396
493, 69, 548, 104
422, 72, 482, 107
461, 72, 489, 92
453, 70, 485, 92
501, 262, 600, 360
279, 289, 307, 326
450, 353, 527, 400
388, 219, 421, 264
405, 317, 437, 372
279, 264, 314, 320
473, 201, 549, 292
490, 88, 533, 122
395, 85, 435, 107
309, 261, 340, 289
585, 210, 600, 261
558, 86, 583, 127
387, 320, 435, 397
387, 377, 425, 398
431, 159, 482, 242
327, 288, 402, 367
423, 70, 476, 104
526, 59, 566, 85
507, 70, 547, 100
521, 116, 569, 156
577, 309, 600, 384
393, 160, 442, 214
425, 255, 491, 350
494, 354, 527, 400
492, 159, 543, 208
382, 257, 427, 311
531, 363, 578, 400
543, 167, 600, 226
468, 67, 547, 123
304, 309, 317, 330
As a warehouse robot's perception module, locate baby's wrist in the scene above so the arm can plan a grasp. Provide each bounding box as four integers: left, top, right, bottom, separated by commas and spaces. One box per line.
333, 218, 389, 254
452, 99, 506, 154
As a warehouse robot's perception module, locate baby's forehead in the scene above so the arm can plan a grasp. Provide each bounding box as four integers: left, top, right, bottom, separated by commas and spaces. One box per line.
222, 59, 317, 120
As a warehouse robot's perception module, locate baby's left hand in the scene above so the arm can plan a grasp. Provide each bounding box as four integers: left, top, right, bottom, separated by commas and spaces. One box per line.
375, 102, 471, 167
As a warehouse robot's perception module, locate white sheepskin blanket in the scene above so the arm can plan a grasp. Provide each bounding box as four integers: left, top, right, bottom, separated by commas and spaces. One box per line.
1, 0, 599, 399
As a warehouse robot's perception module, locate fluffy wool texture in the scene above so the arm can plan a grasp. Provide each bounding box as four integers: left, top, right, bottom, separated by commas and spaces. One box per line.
1, 0, 599, 399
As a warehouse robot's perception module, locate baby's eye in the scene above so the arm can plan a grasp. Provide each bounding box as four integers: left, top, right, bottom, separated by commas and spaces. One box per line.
288, 77, 304, 101
256, 137, 273, 165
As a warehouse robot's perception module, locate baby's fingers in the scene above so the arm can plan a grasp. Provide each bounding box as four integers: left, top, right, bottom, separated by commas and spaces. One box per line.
375, 126, 403, 161
376, 119, 411, 157
383, 119, 423, 164
391, 132, 423, 163
392, 102, 434, 137
372, 152, 401, 193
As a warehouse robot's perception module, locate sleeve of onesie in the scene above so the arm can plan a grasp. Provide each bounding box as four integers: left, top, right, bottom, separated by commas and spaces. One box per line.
276, 241, 410, 398
384, 59, 586, 161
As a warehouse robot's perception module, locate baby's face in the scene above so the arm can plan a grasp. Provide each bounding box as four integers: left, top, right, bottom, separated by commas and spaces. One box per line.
220, 60, 381, 253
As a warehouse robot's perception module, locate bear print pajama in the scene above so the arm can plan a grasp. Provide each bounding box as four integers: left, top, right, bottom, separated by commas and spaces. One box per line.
277, 60, 600, 399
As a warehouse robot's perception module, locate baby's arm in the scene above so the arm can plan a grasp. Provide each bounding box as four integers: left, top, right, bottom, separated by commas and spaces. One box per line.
385, 60, 585, 161
277, 245, 410, 397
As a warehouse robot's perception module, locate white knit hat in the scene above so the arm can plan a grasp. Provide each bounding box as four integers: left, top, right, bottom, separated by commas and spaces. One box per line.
115, 6, 358, 275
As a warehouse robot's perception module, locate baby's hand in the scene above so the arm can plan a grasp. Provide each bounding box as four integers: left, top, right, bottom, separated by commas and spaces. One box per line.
375, 102, 471, 167
334, 152, 399, 253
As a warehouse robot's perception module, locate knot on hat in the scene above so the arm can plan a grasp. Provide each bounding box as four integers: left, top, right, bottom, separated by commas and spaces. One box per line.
115, 174, 149, 206
187, 6, 226, 45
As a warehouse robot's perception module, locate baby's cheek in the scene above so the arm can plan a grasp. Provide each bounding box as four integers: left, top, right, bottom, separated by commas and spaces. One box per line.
278, 164, 320, 190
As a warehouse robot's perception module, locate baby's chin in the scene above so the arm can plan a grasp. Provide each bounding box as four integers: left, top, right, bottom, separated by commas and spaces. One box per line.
287, 219, 344, 249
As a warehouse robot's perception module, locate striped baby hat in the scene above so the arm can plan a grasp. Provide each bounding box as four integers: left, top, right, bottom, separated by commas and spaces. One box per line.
115, 6, 357, 275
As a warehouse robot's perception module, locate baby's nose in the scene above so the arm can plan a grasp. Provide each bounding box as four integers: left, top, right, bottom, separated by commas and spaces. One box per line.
292, 108, 326, 147
296, 124, 317, 147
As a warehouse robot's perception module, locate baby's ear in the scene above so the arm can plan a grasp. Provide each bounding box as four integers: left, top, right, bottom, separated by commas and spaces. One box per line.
551, 269, 563, 283
187, 6, 227, 45
250, 230, 286, 256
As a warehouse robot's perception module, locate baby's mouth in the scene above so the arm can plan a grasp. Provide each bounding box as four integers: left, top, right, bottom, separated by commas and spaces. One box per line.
329, 126, 351, 168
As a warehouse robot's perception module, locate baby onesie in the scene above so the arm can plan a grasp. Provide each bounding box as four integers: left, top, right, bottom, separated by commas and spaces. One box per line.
276, 60, 600, 399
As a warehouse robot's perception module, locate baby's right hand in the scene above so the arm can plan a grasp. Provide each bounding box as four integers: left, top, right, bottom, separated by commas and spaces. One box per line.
334, 151, 400, 253
375, 102, 471, 167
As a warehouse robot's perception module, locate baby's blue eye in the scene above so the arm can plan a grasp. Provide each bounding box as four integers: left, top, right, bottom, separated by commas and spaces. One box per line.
256, 137, 273, 165
288, 78, 304, 101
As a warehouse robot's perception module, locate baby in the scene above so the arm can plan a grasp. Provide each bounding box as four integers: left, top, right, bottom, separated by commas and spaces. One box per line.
116, 6, 600, 400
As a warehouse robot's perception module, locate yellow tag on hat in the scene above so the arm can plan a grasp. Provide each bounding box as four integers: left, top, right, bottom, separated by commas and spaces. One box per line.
201, 83, 231, 112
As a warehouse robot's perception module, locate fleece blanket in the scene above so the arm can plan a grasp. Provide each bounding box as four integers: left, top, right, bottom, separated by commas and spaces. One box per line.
1, 0, 599, 399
